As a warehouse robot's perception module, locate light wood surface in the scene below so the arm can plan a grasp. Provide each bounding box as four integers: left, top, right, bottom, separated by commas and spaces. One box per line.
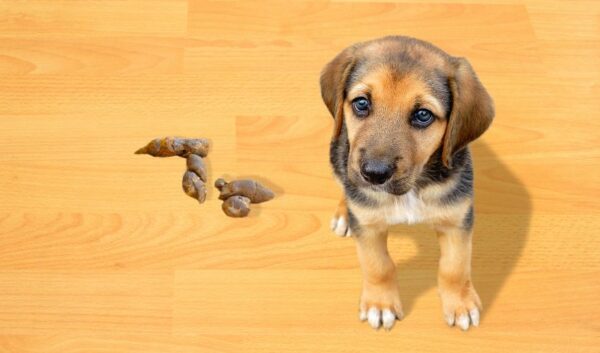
0, 1, 598, 352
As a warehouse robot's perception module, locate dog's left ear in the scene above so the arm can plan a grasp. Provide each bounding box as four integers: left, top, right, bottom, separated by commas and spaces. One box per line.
320, 47, 356, 140
442, 57, 495, 167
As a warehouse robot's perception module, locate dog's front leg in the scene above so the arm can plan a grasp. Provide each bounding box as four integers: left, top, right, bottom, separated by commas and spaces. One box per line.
355, 223, 403, 330
436, 226, 482, 331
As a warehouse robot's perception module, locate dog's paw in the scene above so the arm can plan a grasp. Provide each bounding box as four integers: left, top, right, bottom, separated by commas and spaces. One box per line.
359, 283, 404, 330
330, 213, 352, 237
439, 284, 482, 331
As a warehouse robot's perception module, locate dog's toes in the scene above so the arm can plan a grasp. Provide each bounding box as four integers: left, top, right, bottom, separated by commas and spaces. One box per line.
381, 309, 397, 330
330, 214, 351, 237
469, 308, 480, 327
363, 307, 400, 331
443, 306, 481, 331
456, 314, 470, 331
359, 284, 403, 331
367, 307, 381, 329
359, 309, 368, 321
440, 285, 482, 331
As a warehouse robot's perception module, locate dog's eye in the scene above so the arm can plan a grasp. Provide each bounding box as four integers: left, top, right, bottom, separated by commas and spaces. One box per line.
411, 109, 435, 128
351, 97, 370, 117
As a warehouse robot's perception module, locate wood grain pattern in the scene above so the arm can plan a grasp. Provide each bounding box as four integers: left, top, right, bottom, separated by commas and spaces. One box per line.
0, 1, 598, 352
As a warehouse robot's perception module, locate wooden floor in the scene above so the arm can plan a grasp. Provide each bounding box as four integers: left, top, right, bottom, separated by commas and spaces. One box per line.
0, 0, 598, 352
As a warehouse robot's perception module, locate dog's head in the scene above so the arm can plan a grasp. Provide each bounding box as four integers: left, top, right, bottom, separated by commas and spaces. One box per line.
320, 36, 494, 195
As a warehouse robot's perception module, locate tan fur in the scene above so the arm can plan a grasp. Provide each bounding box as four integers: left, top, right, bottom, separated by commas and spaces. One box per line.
437, 228, 482, 319
355, 223, 403, 317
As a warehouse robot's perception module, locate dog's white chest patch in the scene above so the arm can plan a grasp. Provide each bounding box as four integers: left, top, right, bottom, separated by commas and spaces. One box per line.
383, 190, 425, 225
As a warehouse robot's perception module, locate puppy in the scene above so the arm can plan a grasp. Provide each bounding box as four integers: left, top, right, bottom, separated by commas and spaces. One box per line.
320, 36, 494, 331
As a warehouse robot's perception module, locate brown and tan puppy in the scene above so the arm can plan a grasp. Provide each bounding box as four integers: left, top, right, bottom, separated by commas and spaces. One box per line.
320, 36, 494, 331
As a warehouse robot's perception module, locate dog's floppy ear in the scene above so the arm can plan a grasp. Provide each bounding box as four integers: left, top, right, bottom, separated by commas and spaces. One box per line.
320, 48, 356, 140
442, 57, 494, 167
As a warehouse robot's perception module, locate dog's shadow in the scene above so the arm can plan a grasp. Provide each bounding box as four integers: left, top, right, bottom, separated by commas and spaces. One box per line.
391, 142, 531, 320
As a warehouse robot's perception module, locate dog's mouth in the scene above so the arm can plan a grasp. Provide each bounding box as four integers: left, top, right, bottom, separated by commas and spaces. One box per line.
380, 179, 412, 195
370, 179, 412, 195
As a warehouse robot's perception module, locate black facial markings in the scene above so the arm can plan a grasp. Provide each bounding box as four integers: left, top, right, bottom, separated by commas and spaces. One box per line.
463, 204, 474, 231
429, 69, 452, 115
440, 160, 474, 204
416, 147, 473, 203
330, 123, 379, 207
343, 178, 376, 206
329, 124, 349, 177
384, 178, 411, 195
344, 56, 365, 101
416, 148, 467, 185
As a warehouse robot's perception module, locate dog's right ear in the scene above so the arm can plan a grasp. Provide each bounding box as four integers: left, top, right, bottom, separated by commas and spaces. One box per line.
441, 57, 494, 167
320, 48, 356, 140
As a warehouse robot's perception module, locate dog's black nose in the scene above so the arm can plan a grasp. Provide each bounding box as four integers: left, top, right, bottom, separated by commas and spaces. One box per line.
360, 160, 395, 185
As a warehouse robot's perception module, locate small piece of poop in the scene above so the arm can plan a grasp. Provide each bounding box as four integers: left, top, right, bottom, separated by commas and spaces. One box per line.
135, 137, 210, 158
214, 178, 275, 204
186, 154, 207, 182
182, 170, 207, 204
221, 195, 251, 217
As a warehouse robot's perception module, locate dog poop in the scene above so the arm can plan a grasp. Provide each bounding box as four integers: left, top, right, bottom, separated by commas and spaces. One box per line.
135, 137, 210, 158
135, 137, 275, 217
215, 178, 275, 218
214, 178, 275, 203
221, 195, 251, 217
